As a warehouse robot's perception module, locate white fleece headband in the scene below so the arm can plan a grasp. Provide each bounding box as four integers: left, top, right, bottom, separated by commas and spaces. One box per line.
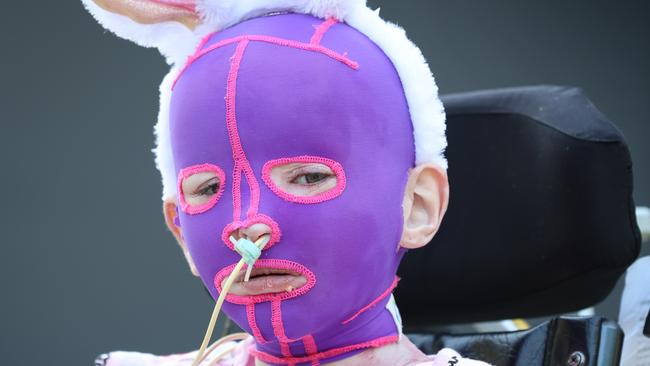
82, 0, 447, 199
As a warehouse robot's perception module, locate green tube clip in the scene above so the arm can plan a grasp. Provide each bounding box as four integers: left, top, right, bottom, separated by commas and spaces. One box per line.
231, 237, 262, 266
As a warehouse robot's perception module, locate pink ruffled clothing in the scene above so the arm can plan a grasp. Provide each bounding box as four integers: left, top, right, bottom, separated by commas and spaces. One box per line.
100, 337, 490, 366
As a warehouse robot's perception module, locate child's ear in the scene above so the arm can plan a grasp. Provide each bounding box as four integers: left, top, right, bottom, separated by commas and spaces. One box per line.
399, 164, 449, 249
163, 199, 200, 276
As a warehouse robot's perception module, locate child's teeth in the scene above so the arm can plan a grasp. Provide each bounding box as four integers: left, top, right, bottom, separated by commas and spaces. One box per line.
286, 286, 294, 292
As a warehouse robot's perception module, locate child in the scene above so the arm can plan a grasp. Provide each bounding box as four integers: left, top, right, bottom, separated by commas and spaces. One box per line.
84, 1, 491, 365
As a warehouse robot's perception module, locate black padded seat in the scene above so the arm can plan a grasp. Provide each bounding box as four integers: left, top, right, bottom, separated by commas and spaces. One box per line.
396, 85, 641, 328
407, 316, 623, 366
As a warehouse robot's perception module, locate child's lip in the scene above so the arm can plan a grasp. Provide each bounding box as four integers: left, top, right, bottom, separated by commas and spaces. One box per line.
225, 268, 307, 296
213, 259, 316, 303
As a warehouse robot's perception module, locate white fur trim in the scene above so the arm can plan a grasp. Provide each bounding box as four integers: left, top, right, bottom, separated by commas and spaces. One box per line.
345, 7, 447, 170
198, 0, 367, 30
154, 69, 179, 199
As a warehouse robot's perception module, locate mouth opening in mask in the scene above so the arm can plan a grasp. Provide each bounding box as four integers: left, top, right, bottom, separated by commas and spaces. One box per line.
226, 267, 307, 296
213, 259, 317, 304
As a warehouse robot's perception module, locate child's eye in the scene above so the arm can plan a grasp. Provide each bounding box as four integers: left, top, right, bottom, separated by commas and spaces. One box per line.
262, 157, 346, 203
178, 165, 226, 214
197, 179, 221, 196
291, 172, 332, 185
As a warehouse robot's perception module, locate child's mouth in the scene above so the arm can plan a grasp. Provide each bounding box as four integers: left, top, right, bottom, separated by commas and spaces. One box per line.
224, 267, 307, 296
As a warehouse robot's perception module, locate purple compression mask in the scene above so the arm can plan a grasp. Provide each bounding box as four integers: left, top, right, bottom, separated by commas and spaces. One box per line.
171, 13, 415, 365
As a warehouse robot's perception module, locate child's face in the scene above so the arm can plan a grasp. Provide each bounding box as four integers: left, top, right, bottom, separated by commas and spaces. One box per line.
167, 14, 448, 351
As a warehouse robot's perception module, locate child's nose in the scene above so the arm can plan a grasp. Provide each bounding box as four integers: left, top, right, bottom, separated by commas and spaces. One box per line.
232, 222, 272, 244
221, 215, 281, 251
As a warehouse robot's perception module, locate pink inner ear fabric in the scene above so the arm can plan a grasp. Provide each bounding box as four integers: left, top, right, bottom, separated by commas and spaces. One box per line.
262, 156, 346, 204
149, 0, 197, 12
177, 163, 226, 215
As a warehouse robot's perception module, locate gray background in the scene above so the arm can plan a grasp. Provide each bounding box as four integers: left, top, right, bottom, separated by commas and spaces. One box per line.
1, 1, 648, 365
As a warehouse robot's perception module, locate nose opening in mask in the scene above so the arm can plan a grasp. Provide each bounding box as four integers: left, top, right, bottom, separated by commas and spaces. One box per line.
228, 222, 273, 283
231, 222, 272, 243
221, 214, 282, 252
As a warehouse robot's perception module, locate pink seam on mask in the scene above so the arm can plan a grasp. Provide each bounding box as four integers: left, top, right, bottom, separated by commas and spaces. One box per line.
180, 31, 214, 89
225, 40, 249, 221
261, 156, 346, 204
271, 300, 295, 360
243, 164, 261, 219
303, 335, 319, 363
172, 34, 359, 88
310, 18, 338, 45
149, 0, 197, 12
232, 162, 242, 221
177, 163, 226, 215
271, 300, 298, 343
248, 335, 399, 365
246, 303, 269, 344
213, 259, 316, 305
280, 342, 293, 359
272, 300, 320, 364
195, 31, 213, 51
221, 214, 282, 251
224, 39, 263, 222
341, 276, 400, 325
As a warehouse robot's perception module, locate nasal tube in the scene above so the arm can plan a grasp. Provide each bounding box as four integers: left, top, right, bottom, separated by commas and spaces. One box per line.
190, 235, 270, 366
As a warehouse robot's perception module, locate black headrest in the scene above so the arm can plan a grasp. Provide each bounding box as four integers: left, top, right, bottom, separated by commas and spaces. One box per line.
396, 85, 641, 329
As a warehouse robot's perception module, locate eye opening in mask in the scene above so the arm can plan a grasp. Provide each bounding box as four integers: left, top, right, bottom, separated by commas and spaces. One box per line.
178, 163, 226, 214
262, 155, 346, 204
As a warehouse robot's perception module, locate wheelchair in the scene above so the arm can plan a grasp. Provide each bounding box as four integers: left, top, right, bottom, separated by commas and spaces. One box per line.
395, 85, 646, 366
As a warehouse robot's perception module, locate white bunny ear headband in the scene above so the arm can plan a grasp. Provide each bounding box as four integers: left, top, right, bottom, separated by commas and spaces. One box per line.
83, 0, 447, 200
